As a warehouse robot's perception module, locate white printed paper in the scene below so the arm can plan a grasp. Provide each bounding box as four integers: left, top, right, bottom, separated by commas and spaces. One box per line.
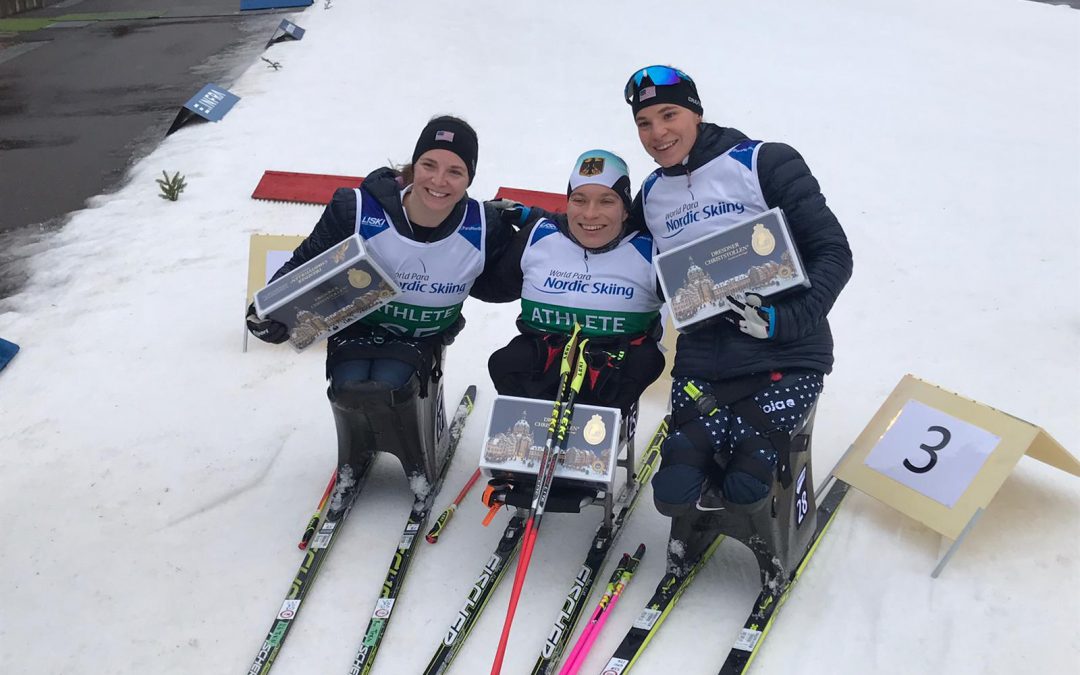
864, 399, 1000, 507
733, 627, 762, 651
602, 657, 629, 675
632, 608, 661, 630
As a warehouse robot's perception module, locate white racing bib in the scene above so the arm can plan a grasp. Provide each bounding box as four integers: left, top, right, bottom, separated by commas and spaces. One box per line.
642, 140, 769, 253
355, 187, 485, 337
519, 220, 661, 337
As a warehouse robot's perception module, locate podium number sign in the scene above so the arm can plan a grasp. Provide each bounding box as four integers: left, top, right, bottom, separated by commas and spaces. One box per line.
835, 374, 1078, 576
864, 400, 1000, 508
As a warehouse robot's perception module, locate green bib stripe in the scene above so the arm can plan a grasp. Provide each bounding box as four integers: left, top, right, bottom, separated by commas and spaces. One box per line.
368, 299, 463, 338
521, 299, 656, 336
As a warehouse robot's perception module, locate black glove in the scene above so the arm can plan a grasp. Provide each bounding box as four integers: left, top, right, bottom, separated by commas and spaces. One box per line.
439, 314, 466, 346
246, 302, 290, 344
584, 345, 627, 404
489, 198, 532, 228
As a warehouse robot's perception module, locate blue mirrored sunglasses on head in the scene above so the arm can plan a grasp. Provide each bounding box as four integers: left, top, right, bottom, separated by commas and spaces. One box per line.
624, 65, 694, 102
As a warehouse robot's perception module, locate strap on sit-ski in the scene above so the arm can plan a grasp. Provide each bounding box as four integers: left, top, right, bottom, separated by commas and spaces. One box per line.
680, 372, 794, 488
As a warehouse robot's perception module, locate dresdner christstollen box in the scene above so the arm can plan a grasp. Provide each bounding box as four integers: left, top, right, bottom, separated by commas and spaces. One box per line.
479, 395, 622, 491
253, 234, 400, 351
655, 207, 810, 332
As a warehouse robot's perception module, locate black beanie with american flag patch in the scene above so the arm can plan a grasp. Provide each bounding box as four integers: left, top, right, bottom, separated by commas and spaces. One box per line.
411, 115, 479, 184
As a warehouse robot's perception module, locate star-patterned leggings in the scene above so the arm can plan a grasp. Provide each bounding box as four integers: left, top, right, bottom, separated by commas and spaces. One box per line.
652, 370, 824, 513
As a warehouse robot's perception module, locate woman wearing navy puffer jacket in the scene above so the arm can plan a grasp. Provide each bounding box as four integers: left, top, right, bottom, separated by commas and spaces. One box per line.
622, 65, 853, 515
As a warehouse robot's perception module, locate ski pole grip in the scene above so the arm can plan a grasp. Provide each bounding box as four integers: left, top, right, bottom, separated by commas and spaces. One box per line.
426, 504, 457, 544
570, 339, 589, 392
297, 516, 319, 550
560, 323, 582, 377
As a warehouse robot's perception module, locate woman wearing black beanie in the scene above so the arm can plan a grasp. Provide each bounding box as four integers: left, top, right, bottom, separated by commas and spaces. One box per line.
245, 114, 518, 476
623, 65, 854, 516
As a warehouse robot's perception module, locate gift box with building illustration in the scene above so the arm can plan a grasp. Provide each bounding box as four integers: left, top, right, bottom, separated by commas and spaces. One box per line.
655, 207, 811, 332
253, 234, 400, 351
479, 395, 622, 490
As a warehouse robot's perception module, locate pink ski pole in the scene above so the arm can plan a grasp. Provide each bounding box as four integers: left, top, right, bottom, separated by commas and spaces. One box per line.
560, 543, 645, 675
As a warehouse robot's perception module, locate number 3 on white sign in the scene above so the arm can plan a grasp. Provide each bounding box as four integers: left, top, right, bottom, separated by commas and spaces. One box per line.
864, 400, 1000, 508
903, 425, 951, 474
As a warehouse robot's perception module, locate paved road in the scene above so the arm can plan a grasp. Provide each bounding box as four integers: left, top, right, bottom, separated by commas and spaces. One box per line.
0, 0, 289, 301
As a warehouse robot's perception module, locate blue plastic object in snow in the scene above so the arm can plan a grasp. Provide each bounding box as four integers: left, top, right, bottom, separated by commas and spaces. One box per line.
240, 0, 312, 10
0, 338, 19, 372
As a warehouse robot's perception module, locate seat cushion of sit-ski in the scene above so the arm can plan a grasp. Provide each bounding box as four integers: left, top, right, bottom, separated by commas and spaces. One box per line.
329, 378, 393, 409
329, 374, 420, 410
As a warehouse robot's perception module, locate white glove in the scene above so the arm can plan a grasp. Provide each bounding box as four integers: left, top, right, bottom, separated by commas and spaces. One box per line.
725, 294, 776, 340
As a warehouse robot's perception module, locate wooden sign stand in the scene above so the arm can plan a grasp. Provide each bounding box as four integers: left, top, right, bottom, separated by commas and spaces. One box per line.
834, 374, 1078, 577
243, 234, 306, 352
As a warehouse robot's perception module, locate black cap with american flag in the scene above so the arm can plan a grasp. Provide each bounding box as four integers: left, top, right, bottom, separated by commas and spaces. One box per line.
411, 115, 479, 184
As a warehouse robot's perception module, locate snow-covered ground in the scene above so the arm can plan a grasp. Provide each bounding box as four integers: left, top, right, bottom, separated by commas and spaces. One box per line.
1, 1, 1078, 673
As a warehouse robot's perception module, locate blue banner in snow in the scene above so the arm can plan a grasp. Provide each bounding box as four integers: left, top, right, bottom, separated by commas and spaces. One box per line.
279, 19, 305, 39
183, 84, 240, 123
0, 337, 19, 372
266, 19, 305, 48
240, 0, 312, 10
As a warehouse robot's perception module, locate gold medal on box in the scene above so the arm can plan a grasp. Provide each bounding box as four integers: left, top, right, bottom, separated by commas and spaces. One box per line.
348, 268, 372, 289
752, 223, 776, 256
583, 414, 607, 446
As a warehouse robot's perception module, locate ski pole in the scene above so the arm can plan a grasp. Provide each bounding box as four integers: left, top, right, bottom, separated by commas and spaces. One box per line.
560, 543, 646, 675
559, 553, 631, 675
491, 330, 586, 675
426, 467, 482, 543
298, 470, 337, 550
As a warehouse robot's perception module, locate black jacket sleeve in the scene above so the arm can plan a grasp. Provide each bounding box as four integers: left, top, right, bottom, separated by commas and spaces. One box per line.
627, 191, 648, 235
519, 205, 558, 228
270, 187, 358, 282
468, 202, 524, 303
757, 143, 853, 343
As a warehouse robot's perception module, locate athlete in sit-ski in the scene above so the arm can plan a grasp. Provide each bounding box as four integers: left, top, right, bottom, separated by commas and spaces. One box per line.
246, 115, 518, 469
623, 65, 853, 513
487, 149, 665, 417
